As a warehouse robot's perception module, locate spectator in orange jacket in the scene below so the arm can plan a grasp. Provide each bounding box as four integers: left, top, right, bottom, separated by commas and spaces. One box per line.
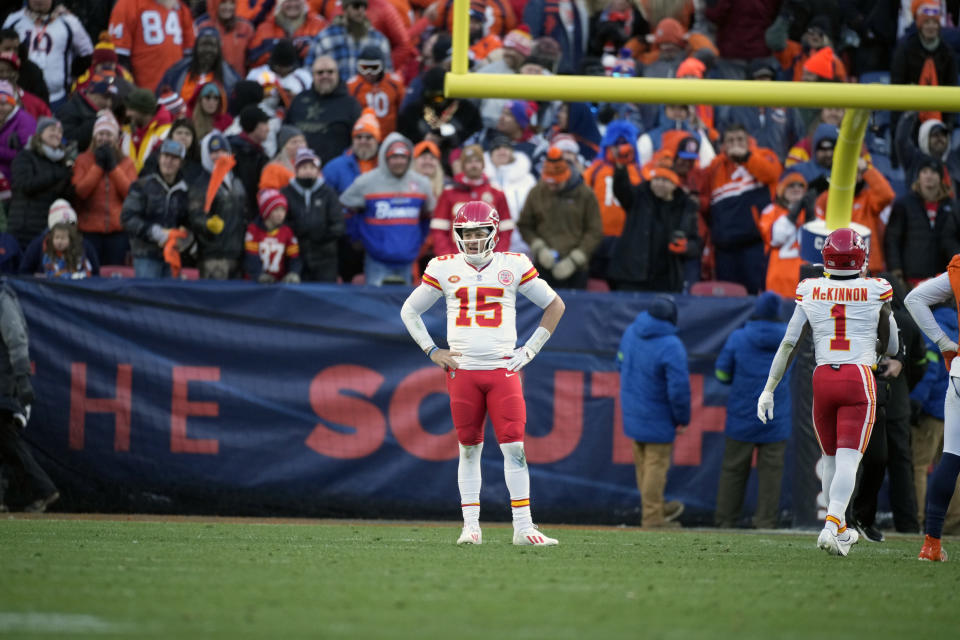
196, 0, 257, 76
768, 15, 847, 83
815, 157, 895, 273
248, 0, 328, 67
757, 171, 808, 299
431, 0, 517, 38
430, 144, 513, 256
347, 45, 405, 137
700, 123, 782, 293
71, 111, 137, 266
259, 124, 307, 190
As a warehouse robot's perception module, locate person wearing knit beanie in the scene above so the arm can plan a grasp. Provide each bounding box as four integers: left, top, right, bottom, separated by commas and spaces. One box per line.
352, 107, 382, 142
47, 199, 77, 229
258, 188, 288, 224
35, 116, 60, 139
541, 147, 571, 187
248, 188, 301, 284
92, 110, 119, 139
294, 147, 320, 168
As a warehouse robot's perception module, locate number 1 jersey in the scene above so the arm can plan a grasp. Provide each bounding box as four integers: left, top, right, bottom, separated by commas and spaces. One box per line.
421, 252, 557, 370
795, 276, 893, 366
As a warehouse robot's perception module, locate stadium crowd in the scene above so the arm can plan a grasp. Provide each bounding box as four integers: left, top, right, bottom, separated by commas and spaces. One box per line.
2, 0, 960, 533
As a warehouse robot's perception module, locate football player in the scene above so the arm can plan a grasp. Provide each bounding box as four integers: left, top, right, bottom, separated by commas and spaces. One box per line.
757, 227, 899, 556
904, 255, 960, 561
400, 201, 565, 546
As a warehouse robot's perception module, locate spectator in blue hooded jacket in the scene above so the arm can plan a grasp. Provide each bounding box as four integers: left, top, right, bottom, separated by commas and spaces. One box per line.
714, 292, 790, 529
617, 294, 690, 527
910, 303, 960, 531
790, 123, 838, 198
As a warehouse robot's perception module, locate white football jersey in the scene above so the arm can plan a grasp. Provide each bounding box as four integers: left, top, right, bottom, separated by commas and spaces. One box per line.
421, 252, 556, 369
795, 276, 893, 366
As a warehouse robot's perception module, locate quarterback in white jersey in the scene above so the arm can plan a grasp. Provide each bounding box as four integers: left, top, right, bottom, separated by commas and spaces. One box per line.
400, 201, 565, 547
758, 228, 899, 557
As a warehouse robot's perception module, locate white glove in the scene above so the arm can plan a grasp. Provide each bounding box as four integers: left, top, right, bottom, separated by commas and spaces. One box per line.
757, 391, 774, 424
148, 224, 169, 246
506, 346, 534, 372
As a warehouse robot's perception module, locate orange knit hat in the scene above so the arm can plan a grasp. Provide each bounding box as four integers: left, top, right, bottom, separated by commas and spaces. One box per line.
352, 107, 381, 141
541, 147, 571, 184
803, 47, 836, 80
647, 167, 681, 187
912, 0, 941, 21
676, 57, 706, 79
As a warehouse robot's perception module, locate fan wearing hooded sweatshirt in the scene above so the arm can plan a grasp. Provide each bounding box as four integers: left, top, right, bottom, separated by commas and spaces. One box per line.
339, 131, 435, 284
188, 132, 249, 279
895, 111, 960, 191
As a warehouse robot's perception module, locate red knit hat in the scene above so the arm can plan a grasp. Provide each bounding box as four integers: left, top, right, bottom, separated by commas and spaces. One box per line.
258, 188, 288, 219
803, 47, 836, 80
912, 0, 941, 22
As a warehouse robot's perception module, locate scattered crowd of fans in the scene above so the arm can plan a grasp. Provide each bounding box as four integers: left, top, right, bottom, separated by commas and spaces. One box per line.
3, 0, 960, 525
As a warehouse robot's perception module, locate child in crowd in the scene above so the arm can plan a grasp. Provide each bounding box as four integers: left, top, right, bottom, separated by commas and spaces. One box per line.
245, 188, 302, 284
42, 221, 90, 279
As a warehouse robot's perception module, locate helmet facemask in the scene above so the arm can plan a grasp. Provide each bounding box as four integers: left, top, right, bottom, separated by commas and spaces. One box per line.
454, 224, 497, 265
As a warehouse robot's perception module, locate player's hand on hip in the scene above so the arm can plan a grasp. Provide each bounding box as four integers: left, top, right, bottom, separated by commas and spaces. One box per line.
430, 349, 461, 370
506, 346, 534, 372
757, 391, 774, 424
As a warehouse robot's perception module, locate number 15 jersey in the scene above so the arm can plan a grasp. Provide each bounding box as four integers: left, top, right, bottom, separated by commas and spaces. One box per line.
421, 252, 558, 370
795, 276, 893, 366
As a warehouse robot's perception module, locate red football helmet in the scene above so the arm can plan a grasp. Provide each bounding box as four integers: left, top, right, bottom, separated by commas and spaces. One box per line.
453, 201, 500, 265
822, 227, 867, 275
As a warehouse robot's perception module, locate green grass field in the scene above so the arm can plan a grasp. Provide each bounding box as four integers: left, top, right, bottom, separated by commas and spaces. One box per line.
0, 518, 957, 639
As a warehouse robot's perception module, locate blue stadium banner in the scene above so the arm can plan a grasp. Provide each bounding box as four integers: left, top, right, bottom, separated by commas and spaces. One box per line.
10, 278, 817, 524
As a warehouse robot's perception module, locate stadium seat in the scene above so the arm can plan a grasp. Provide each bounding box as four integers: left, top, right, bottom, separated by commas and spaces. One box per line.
587, 278, 610, 292
180, 268, 199, 280
689, 281, 748, 297
859, 71, 890, 85
99, 266, 135, 278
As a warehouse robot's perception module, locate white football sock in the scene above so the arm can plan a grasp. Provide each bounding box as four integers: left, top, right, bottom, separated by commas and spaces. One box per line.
827, 448, 863, 533
500, 441, 533, 530
458, 443, 483, 526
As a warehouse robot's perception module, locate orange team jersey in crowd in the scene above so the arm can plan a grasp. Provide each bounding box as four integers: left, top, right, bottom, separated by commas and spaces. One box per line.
471, 34, 502, 63
433, 0, 517, 37
195, 8, 256, 75
347, 72, 405, 136
582, 158, 642, 237
233, 0, 276, 25
757, 201, 804, 299
247, 12, 328, 67
310, 0, 414, 26
814, 167, 896, 274
109, 0, 197, 92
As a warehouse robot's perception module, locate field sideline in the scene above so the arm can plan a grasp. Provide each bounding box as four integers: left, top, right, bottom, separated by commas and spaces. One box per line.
0, 515, 957, 639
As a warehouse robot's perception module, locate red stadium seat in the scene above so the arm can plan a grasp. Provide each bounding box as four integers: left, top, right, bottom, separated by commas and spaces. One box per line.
179, 268, 199, 280
689, 281, 748, 297
99, 266, 135, 278
587, 278, 610, 292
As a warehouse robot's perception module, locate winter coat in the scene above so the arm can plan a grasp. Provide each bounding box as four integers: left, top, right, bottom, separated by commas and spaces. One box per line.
910, 306, 957, 419
247, 12, 328, 67
8, 148, 75, 249
700, 147, 781, 249
618, 311, 691, 443
121, 172, 190, 259
715, 319, 791, 443
282, 176, 345, 281
704, 0, 778, 61
758, 201, 804, 299
397, 96, 483, 149
891, 31, 958, 90
19, 231, 100, 276
608, 178, 699, 291
884, 192, 960, 281
523, 0, 588, 74
194, 6, 256, 76
0, 107, 36, 182
285, 84, 363, 166
517, 174, 603, 263
226, 133, 267, 221
323, 150, 364, 195
583, 119, 641, 237
155, 59, 241, 102
188, 170, 248, 262
339, 132, 435, 264
894, 111, 960, 188
430, 174, 513, 256
484, 151, 536, 225
55, 91, 98, 152
0, 282, 31, 414
72, 148, 138, 235
718, 106, 805, 162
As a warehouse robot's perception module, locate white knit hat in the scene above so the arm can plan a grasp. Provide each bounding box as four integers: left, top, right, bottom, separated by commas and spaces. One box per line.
47, 199, 77, 229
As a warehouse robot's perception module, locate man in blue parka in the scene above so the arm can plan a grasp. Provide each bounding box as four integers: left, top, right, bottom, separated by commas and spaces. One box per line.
618, 294, 690, 527
714, 292, 790, 529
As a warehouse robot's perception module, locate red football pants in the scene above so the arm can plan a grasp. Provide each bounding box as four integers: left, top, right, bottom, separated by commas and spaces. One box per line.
811, 364, 877, 456
445, 368, 526, 445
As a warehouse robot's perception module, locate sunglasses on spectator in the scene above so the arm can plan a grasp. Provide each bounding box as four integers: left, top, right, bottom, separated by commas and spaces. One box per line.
918, 6, 941, 17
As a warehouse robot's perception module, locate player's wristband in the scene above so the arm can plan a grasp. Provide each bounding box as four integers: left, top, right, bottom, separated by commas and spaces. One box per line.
426, 346, 439, 358
524, 327, 551, 355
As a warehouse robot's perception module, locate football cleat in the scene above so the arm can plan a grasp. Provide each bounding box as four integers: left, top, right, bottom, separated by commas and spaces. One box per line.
456, 525, 482, 545
513, 525, 558, 546
836, 528, 859, 556
918, 535, 948, 562
817, 527, 839, 555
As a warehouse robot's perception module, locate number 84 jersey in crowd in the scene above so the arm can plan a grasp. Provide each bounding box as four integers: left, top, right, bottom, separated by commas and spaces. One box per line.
795, 276, 893, 366
421, 252, 557, 370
